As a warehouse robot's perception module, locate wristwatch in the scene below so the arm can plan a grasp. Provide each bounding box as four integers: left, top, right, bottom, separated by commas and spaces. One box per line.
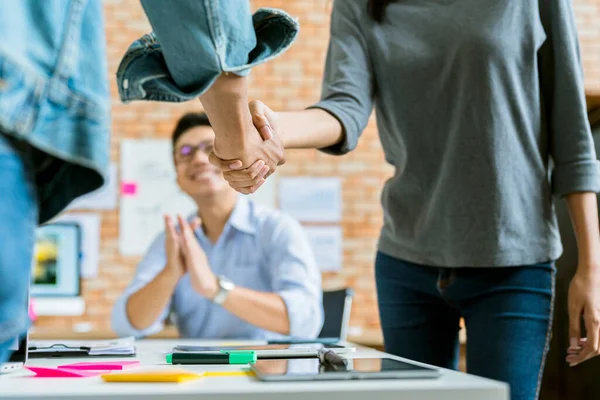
212, 275, 235, 305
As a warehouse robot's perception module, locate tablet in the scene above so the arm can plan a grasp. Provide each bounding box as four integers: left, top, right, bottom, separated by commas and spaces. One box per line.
251, 357, 442, 381
173, 343, 355, 359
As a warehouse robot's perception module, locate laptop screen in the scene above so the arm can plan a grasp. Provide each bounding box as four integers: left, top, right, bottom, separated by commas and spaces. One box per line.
7, 335, 27, 363
7, 286, 30, 364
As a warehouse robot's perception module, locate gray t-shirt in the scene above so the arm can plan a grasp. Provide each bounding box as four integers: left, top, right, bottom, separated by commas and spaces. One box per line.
312, 0, 600, 267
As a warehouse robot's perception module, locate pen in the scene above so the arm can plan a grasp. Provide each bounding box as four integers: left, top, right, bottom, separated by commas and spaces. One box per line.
166, 351, 256, 365
318, 348, 348, 371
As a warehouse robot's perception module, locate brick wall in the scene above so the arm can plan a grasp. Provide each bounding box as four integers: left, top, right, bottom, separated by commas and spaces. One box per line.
33, 0, 600, 335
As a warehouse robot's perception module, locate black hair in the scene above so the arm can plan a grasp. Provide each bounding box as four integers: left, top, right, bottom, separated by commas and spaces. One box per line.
367, 0, 396, 23
171, 112, 212, 147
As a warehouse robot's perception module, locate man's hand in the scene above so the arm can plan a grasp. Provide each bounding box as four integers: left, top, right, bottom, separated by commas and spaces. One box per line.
210, 100, 283, 194
176, 215, 219, 299
163, 215, 186, 281
566, 264, 600, 366
199, 74, 285, 189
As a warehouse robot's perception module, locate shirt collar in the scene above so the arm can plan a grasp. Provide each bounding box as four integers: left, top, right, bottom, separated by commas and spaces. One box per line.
226, 195, 256, 235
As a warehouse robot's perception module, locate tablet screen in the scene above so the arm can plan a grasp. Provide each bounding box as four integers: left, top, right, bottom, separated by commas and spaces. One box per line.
252, 357, 438, 377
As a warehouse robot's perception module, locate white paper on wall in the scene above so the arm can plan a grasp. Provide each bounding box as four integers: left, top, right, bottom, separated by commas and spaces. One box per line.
303, 226, 343, 272
119, 139, 278, 256
119, 139, 196, 256
279, 177, 342, 222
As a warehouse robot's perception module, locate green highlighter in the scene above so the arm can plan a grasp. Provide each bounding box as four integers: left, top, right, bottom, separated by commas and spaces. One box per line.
166, 350, 257, 365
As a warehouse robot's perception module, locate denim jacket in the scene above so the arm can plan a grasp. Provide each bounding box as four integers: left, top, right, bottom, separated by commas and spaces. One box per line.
0, 0, 110, 224
118, 2, 299, 103
0, 0, 298, 224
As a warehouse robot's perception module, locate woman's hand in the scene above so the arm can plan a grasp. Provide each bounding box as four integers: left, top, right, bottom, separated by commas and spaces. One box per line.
566, 263, 600, 366
209, 100, 281, 194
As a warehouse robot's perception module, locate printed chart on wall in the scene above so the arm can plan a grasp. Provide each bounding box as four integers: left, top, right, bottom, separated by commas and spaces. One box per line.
119, 139, 278, 256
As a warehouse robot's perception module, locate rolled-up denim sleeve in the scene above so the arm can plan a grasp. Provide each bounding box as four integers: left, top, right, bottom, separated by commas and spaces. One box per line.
539, 0, 600, 196
111, 233, 171, 338
262, 215, 323, 338
140, 0, 256, 90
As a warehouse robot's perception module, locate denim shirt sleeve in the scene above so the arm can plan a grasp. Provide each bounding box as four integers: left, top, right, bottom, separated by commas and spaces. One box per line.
261, 214, 324, 339
111, 233, 171, 338
140, 0, 255, 89
117, 2, 299, 103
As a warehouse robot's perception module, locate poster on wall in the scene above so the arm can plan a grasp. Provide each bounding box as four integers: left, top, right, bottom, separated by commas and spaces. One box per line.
278, 177, 342, 223
303, 226, 343, 272
119, 139, 278, 256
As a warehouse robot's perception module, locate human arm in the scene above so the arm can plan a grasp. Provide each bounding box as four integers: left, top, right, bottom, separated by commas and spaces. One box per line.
213, 0, 375, 191
139, 0, 285, 171
538, 0, 600, 365
176, 216, 294, 335
111, 228, 178, 337
258, 214, 324, 338
177, 214, 322, 336
565, 193, 600, 366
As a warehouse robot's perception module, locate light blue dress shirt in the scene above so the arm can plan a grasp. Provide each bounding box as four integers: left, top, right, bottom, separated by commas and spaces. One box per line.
111, 196, 323, 340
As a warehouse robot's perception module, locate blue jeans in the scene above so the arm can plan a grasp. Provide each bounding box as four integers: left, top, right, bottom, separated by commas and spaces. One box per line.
0, 133, 38, 362
375, 252, 555, 400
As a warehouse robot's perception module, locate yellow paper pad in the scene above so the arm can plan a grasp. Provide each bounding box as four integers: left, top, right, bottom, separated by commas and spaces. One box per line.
101, 369, 202, 383
204, 370, 255, 377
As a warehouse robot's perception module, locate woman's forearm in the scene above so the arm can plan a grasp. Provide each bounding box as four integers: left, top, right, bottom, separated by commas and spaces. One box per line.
126, 269, 179, 330
279, 109, 344, 150
566, 192, 600, 269
221, 287, 290, 335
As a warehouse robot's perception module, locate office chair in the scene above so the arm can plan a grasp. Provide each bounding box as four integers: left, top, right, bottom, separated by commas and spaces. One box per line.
318, 288, 354, 341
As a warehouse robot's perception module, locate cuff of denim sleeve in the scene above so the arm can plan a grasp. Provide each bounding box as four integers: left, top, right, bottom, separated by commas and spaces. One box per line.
552, 160, 600, 197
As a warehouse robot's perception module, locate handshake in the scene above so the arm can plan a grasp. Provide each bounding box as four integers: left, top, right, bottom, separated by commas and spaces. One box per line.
209, 100, 283, 195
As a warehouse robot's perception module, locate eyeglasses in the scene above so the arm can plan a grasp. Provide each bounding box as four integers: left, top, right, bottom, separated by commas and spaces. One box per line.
174, 142, 214, 163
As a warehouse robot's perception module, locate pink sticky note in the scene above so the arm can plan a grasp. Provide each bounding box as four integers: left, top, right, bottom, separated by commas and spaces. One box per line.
121, 182, 137, 196
57, 361, 140, 371
26, 367, 103, 378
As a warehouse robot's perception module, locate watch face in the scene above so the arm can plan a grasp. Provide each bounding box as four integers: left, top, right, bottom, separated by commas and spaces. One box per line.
219, 276, 235, 290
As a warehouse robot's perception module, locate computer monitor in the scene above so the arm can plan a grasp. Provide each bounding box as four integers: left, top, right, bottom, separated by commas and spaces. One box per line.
31, 222, 81, 297
31, 222, 85, 316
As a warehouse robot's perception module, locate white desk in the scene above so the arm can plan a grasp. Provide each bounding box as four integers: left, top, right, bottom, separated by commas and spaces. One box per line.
0, 340, 508, 400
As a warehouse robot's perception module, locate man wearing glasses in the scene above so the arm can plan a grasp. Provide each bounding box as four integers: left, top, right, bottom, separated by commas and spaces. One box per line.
111, 113, 323, 340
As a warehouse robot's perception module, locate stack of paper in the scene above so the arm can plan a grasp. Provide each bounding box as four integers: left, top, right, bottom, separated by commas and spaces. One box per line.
86, 337, 136, 356
28, 336, 136, 357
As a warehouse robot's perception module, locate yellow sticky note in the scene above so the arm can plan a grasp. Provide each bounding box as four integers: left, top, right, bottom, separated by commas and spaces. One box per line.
204, 370, 255, 378
101, 369, 202, 383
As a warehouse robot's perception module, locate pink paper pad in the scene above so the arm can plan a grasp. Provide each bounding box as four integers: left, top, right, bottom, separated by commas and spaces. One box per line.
26, 367, 103, 378
121, 182, 137, 196
57, 361, 140, 371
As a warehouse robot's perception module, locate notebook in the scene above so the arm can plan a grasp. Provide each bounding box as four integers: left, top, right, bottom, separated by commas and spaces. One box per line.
28, 337, 136, 358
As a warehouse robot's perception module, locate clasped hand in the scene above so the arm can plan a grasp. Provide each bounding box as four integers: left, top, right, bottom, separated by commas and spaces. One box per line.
210, 100, 281, 194
163, 215, 218, 299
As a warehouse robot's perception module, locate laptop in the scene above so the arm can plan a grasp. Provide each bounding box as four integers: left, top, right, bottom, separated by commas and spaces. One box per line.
0, 334, 28, 374
1, 287, 30, 373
